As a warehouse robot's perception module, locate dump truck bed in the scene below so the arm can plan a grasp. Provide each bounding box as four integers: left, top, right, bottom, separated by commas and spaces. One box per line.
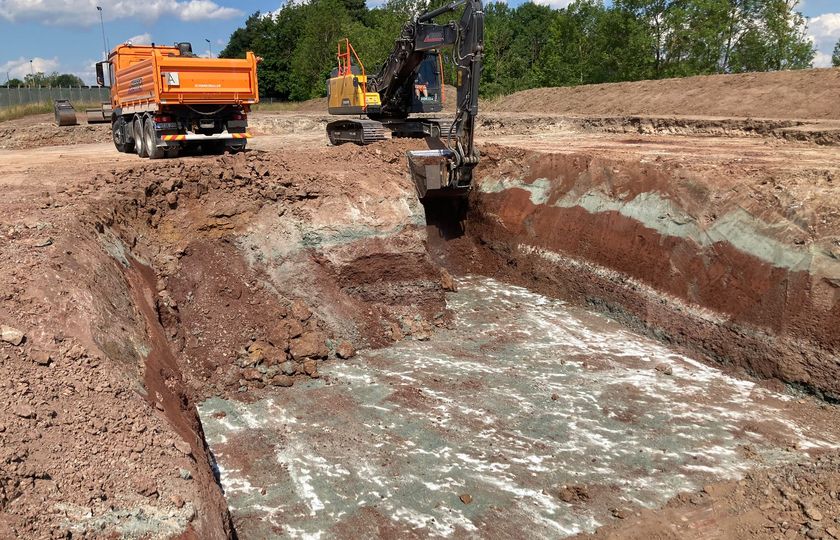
110, 45, 259, 113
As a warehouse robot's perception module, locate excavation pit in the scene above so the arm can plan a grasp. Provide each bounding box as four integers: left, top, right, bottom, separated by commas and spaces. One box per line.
199, 277, 838, 538
3, 119, 840, 538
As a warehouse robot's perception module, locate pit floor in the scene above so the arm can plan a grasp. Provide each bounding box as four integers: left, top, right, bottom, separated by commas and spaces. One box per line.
199, 277, 838, 539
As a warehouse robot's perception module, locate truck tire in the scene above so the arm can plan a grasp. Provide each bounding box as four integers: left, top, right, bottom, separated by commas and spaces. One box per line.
134, 117, 148, 158
144, 117, 165, 159
112, 117, 133, 153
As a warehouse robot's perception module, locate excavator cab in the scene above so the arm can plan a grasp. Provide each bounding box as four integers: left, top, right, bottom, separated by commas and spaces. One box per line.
409, 53, 444, 114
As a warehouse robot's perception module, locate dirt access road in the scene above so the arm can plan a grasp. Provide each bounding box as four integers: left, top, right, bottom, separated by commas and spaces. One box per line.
2, 68, 840, 539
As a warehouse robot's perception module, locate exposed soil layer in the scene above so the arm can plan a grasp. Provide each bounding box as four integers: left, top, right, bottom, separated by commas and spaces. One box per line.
199, 276, 840, 539
0, 113, 111, 150
0, 141, 450, 537
486, 68, 840, 120
579, 451, 840, 540
4, 66, 840, 538
431, 141, 840, 400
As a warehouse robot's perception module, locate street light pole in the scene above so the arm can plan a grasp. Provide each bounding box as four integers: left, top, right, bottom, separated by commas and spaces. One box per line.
206, 38, 212, 58
96, 6, 110, 85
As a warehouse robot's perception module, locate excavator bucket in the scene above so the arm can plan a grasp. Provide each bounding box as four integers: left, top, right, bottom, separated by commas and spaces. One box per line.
407, 149, 468, 199
54, 100, 77, 127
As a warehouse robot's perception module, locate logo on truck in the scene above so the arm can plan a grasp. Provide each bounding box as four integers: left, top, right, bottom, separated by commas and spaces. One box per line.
128, 77, 143, 93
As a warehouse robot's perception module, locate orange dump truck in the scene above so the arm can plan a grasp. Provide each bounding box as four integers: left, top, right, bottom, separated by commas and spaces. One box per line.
95, 42, 259, 158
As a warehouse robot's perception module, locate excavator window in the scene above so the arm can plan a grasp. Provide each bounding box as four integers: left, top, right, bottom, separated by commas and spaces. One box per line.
412, 54, 443, 110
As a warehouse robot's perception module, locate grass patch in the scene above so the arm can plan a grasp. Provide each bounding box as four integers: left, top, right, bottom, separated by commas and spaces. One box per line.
0, 102, 103, 123
252, 101, 311, 112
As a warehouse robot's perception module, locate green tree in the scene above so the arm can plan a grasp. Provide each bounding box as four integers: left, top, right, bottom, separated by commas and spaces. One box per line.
4, 78, 24, 87
833, 39, 840, 67
219, 12, 265, 59
23, 72, 50, 87
289, 0, 355, 100
219, 0, 822, 102
53, 73, 84, 87
727, 0, 814, 71
22, 71, 85, 87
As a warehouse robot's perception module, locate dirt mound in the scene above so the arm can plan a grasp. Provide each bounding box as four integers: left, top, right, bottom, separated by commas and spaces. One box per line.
583, 450, 840, 539
0, 114, 111, 150
486, 68, 840, 120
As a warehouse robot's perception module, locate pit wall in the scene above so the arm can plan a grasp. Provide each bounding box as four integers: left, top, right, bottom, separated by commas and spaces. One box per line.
459, 146, 840, 398
71, 146, 451, 536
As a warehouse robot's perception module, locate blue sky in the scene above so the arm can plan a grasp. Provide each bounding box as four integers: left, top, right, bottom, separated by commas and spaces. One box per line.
1, 0, 839, 85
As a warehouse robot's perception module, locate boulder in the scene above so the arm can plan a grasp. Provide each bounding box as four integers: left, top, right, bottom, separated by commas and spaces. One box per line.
0, 326, 24, 346
303, 359, 319, 378
291, 300, 312, 322
336, 340, 356, 360
271, 375, 294, 388
290, 332, 328, 360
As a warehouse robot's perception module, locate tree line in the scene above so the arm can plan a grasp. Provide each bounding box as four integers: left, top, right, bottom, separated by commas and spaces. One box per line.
220, 0, 817, 101
3, 72, 86, 88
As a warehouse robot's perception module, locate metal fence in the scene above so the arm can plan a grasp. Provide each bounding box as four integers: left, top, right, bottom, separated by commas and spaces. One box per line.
0, 86, 111, 108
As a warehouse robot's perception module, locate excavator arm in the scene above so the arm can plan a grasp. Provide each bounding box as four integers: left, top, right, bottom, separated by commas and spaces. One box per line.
370, 0, 484, 198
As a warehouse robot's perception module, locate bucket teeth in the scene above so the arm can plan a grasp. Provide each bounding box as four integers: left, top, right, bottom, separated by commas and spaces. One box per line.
408, 149, 454, 199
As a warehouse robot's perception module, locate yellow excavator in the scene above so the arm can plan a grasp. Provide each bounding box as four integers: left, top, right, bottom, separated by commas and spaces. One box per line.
325, 0, 484, 200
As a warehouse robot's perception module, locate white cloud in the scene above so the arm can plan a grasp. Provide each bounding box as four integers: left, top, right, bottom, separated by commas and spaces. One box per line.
74, 58, 100, 85
813, 50, 832, 68
806, 12, 840, 68
0, 0, 242, 26
532, 0, 574, 7
809, 12, 840, 44
177, 0, 240, 21
0, 56, 60, 79
125, 33, 152, 45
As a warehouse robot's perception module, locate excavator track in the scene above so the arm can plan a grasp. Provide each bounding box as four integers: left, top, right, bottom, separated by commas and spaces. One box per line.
326, 119, 387, 145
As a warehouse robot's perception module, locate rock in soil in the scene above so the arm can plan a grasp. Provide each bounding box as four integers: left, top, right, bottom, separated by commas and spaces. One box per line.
0, 325, 24, 346
655, 363, 673, 376
291, 300, 312, 322
291, 332, 328, 360
271, 374, 294, 387
30, 350, 51, 365
336, 340, 356, 359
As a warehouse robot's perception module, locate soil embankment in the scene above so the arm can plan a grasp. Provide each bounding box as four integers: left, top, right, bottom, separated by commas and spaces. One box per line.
486, 68, 840, 120
0, 141, 451, 537
429, 138, 840, 399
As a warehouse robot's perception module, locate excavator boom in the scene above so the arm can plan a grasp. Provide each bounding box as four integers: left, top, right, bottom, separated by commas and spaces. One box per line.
325, 0, 484, 199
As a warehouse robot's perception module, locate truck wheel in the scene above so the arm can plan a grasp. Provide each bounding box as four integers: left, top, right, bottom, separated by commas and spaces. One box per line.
144, 117, 165, 159
134, 117, 148, 158
112, 117, 133, 153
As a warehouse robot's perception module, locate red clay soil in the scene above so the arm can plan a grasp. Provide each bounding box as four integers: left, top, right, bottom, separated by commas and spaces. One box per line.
0, 141, 450, 538
577, 450, 840, 540
428, 139, 840, 399
485, 68, 840, 119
